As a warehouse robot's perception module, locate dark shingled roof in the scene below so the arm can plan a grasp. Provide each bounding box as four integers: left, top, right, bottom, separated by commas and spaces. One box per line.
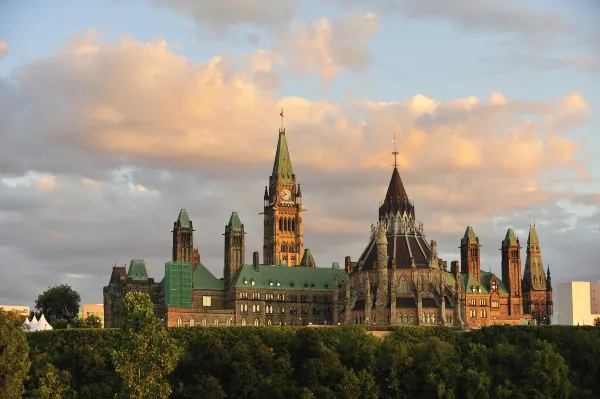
379, 167, 414, 219
357, 233, 433, 271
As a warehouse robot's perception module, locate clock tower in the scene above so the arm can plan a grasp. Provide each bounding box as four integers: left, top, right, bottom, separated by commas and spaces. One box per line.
263, 128, 303, 266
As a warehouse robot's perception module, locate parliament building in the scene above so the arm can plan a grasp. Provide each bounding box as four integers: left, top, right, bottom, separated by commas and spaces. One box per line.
103, 126, 553, 328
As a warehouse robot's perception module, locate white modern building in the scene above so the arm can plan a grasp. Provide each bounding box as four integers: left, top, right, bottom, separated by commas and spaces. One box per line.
554, 281, 600, 325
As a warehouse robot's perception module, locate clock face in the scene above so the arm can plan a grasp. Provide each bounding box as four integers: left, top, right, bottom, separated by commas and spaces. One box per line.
280, 188, 292, 201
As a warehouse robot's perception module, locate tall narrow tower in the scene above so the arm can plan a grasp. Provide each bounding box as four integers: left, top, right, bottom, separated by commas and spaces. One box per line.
263, 128, 303, 266
172, 209, 194, 263
224, 212, 245, 288
501, 228, 523, 317
523, 225, 552, 324
460, 226, 481, 282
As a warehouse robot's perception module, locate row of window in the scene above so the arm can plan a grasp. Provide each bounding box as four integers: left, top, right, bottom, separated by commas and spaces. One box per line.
238, 292, 332, 302
468, 299, 488, 306
177, 316, 323, 327
241, 280, 336, 290
176, 316, 233, 327
469, 309, 488, 318
240, 304, 332, 315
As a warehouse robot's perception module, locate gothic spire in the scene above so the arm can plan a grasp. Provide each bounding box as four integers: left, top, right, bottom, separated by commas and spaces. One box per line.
271, 128, 294, 183
379, 167, 413, 219
523, 225, 547, 291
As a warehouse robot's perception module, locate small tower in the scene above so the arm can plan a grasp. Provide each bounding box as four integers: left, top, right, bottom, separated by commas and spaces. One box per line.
172, 209, 194, 263
460, 226, 481, 282
501, 228, 523, 317
224, 212, 245, 289
546, 266, 554, 322
375, 221, 388, 324
523, 224, 551, 324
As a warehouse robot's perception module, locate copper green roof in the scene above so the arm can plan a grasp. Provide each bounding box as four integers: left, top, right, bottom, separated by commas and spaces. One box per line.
445, 271, 508, 295
127, 259, 149, 281
226, 212, 243, 232
299, 248, 316, 267
177, 209, 191, 228
272, 129, 294, 183
524, 226, 547, 291
461, 226, 477, 244
192, 263, 225, 291
232, 264, 347, 291
527, 226, 540, 245
502, 228, 518, 246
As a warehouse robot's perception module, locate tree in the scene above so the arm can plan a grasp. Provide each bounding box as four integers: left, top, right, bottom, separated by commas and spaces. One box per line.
0, 308, 32, 398
29, 357, 77, 399
113, 292, 181, 399
594, 317, 600, 327
35, 284, 81, 323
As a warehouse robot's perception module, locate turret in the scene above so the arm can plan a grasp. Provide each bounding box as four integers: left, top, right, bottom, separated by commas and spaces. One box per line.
460, 226, 481, 282
172, 209, 194, 263
224, 212, 245, 289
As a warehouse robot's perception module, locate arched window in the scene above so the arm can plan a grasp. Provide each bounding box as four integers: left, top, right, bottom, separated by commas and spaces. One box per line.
177, 316, 182, 327
399, 278, 410, 293
279, 218, 283, 231
267, 319, 272, 326
409, 314, 414, 323
254, 319, 260, 326
227, 318, 232, 326
291, 219, 295, 232
189, 316, 195, 326
282, 243, 288, 252
431, 313, 436, 324
202, 318, 207, 326
214, 318, 219, 326
241, 318, 247, 326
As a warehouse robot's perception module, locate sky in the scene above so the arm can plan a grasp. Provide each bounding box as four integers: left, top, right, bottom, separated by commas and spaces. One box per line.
0, 0, 599, 307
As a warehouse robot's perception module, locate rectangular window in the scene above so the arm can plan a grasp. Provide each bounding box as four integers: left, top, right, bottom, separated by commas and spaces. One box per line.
491, 300, 499, 308
202, 296, 212, 307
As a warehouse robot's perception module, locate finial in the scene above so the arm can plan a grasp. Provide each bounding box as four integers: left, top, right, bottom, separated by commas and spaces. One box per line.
392, 133, 398, 168
528, 216, 531, 227
533, 216, 536, 227
279, 109, 284, 131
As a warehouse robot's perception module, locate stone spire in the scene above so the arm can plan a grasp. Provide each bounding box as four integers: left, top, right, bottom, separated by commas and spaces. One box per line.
271, 128, 294, 183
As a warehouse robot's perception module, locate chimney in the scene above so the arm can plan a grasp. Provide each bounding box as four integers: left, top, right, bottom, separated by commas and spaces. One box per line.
253, 251, 260, 270
345, 256, 352, 273
450, 261, 459, 275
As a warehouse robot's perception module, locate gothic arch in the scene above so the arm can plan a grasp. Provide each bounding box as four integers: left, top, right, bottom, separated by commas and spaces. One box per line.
282, 242, 288, 252
214, 318, 219, 326
241, 318, 247, 326
398, 275, 411, 293
279, 218, 283, 231
189, 316, 195, 326
177, 316, 182, 327
254, 319, 260, 326
291, 219, 295, 232
201, 317, 207, 327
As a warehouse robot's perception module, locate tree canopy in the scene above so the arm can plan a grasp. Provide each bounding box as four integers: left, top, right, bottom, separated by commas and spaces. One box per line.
35, 284, 81, 323
0, 308, 32, 398
113, 292, 181, 399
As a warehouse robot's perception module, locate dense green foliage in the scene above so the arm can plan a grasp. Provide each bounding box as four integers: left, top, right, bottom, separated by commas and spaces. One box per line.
19, 324, 600, 399
34, 284, 81, 323
113, 292, 181, 399
0, 309, 32, 399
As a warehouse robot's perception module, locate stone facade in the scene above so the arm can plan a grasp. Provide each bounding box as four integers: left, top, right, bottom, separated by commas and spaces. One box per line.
103, 127, 553, 329
343, 162, 553, 328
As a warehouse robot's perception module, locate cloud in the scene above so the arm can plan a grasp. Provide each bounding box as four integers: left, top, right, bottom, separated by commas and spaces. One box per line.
148, 0, 298, 34
0, 31, 595, 305
283, 13, 380, 82
0, 40, 7, 61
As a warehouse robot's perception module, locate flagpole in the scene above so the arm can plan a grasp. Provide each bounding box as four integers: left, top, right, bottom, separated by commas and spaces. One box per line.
280, 109, 284, 131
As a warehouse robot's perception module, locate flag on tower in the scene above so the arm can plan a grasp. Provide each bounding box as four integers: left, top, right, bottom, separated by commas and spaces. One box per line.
280, 109, 284, 118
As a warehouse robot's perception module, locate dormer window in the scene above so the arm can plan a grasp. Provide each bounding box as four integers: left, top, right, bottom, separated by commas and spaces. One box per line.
269, 281, 274, 287
290, 282, 295, 287
244, 279, 248, 285
251, 280, 255, 286
276, 281, 280, 287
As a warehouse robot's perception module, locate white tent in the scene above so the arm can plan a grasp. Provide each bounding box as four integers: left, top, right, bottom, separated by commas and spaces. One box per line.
22, 316, 31, 331
36, 313, 53, 331
29, 315, 39, 332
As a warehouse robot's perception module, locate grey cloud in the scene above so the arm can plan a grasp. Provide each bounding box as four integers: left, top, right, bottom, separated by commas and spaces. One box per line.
149, 0, 298, 34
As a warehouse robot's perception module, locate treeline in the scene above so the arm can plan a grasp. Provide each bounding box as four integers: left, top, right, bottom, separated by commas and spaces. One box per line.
18, 325, 600, 398
3, 291, 600, 399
